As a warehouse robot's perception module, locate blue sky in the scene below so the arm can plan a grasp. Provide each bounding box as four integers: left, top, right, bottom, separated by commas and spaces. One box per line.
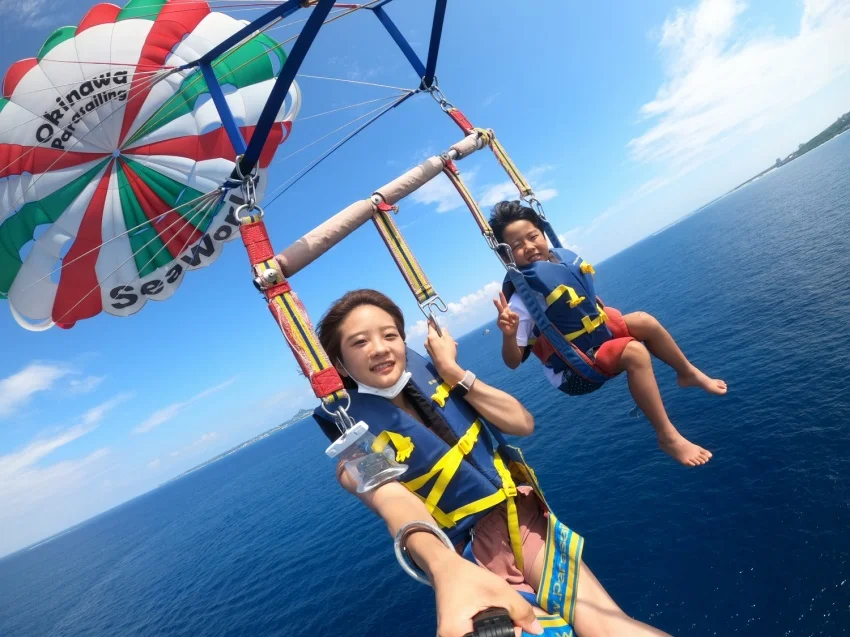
1, 0, 849, 556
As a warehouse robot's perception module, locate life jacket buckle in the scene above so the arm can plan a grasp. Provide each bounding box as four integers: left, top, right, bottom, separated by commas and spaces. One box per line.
458, 434, 475, 456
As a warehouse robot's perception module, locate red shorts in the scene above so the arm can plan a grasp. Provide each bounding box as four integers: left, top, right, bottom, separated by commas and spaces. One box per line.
593, 306, 635, 375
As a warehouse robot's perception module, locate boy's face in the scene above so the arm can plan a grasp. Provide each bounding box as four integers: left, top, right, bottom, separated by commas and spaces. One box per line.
502, 219, 549, 267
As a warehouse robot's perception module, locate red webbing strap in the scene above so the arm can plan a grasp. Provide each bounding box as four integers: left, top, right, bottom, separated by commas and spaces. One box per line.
446, 107, 475, 134
240, 222, 275, 263
239, 218, 346, 403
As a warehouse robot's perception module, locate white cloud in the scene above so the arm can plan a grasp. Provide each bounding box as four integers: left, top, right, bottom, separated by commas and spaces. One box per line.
169, 451, 180, 457
478, 181, 521, 208
446, 281, 501, 317
187, 432, 219, 449
407, 281, 501, 345
410, 171, 476, 213
68, 376, 106, 394
630, 0, 850, 169
0, 363, 70, 418
483, 93, 501, 107
132, 378, 237, 434
0, 0, 52, 27
479, 164, 559, 208
147, 458, 160, 470
82, 393, 133, 426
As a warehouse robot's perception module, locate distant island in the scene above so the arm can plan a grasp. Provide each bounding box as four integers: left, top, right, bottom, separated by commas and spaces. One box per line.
165, 407, 314, 484
731, 108, 850, 193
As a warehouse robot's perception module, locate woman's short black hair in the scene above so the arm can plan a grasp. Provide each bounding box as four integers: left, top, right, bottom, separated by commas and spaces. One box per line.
489, 200, 544, 243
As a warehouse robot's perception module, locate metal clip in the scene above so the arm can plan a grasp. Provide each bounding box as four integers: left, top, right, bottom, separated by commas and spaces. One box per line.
524, 195, 547, 220
321, 396, 355, 434
419, 295, 447, 336
233, 203, 265, 225
427, 79, 455, 113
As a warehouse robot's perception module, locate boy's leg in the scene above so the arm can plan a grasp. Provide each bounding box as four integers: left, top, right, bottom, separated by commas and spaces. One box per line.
623, 311, 727, 396
619, 341, 712, 466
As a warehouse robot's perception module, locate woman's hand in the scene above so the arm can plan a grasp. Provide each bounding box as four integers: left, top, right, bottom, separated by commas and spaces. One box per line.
424, 321, 464, 386
431, 556, 543, 637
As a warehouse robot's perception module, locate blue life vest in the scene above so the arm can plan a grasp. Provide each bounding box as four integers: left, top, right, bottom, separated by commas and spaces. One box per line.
503, 248, 615, 395
314, 348, 542, 568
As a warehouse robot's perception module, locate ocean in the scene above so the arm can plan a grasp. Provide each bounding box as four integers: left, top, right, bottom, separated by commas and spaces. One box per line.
2, 133, 849, 636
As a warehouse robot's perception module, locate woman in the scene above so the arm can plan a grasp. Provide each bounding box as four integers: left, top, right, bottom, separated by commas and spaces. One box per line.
314, 289, 669, 637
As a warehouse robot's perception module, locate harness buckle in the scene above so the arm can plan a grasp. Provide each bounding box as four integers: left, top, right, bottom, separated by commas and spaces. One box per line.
458, 434, 475, 456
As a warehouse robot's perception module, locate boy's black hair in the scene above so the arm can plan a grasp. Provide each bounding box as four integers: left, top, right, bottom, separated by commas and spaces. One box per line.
489, 200, 544, 243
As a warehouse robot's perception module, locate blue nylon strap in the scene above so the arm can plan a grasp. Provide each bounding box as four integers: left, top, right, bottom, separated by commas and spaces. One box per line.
542, 219, 562, 249
423, 0, 448, 88
505, 268, 609, 384
239, 0, 336, 175
200, 63, 246, 155
196, 0, 303, 67
373, 7, 426, 79
522, 620, 574, 636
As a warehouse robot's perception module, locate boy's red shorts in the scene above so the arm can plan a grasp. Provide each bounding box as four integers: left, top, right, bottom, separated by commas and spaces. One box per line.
593, 307, 635, 375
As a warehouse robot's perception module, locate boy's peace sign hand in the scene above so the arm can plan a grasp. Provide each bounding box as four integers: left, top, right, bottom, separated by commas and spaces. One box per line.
493, 291, 519, 338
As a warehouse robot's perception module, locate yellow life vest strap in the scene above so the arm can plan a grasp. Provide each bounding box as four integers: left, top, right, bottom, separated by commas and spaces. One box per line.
430, 382, 452, 408
545, 284, 585, 309
372, 431, 415, 462
403, 420, 484, 511
493, 451, 525, 572
563, 304, 608, 342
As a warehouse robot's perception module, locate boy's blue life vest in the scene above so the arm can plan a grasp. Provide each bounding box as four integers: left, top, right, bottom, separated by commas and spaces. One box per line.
502, 247, 616, 395
314, 348, 544, 570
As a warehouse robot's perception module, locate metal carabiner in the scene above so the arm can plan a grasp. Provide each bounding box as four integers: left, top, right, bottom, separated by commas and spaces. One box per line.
419, 295, 447, 336
524, 195, 547, 220
427, 78, 455, 113
321, 395, 356, 434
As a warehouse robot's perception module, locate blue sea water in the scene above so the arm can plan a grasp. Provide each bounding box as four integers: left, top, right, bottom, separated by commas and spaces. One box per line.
2, 133, 850, 636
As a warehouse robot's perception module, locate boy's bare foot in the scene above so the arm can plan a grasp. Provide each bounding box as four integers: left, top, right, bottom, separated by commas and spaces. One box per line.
658, 433, 713, 466
677, 367, 727, 395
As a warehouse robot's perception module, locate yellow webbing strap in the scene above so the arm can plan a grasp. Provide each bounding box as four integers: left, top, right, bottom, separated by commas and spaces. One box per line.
493, 451, 525, 572
442, 160, 493, 237
488, 132, 534, 198
372, 205, 437, 305
545, 284, 586, 309
404, 420, 483, 509
580, 261, 595, 275
254, 258, 347, 405
372, 431, 414, 462
563, 304, 609, 343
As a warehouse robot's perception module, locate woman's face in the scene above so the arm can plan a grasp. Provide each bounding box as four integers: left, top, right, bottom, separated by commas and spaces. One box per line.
337, 304, 407, 389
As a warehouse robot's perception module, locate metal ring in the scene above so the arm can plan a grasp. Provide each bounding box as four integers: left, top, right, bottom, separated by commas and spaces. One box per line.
321, 397, 355, 433
233, 203, 264, 224
493, 242, 516, 269
393, 521, 454, 587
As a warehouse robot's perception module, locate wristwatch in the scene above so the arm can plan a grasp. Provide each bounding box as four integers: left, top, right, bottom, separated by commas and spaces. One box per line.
451, 370, 476, 397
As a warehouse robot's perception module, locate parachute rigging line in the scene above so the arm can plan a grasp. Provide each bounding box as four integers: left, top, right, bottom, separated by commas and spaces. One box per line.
1, 68, 176, 216
298, 94, 410, 121
14, 189, 224, 298
50, 190, 225, 328
265, 91, 413, 204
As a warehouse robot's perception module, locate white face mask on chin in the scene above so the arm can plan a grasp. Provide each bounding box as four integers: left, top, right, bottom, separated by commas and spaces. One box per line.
338, 361, 412, 400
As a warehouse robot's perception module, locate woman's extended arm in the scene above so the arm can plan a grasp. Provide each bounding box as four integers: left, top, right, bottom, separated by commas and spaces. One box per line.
423, 323, 534, 437
338, 466, 542, 637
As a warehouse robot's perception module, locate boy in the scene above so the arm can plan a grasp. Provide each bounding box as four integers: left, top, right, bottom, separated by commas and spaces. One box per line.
491, 201, 726, 466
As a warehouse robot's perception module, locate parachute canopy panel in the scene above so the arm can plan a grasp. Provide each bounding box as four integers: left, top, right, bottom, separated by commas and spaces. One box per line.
0, 0, 300, 329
